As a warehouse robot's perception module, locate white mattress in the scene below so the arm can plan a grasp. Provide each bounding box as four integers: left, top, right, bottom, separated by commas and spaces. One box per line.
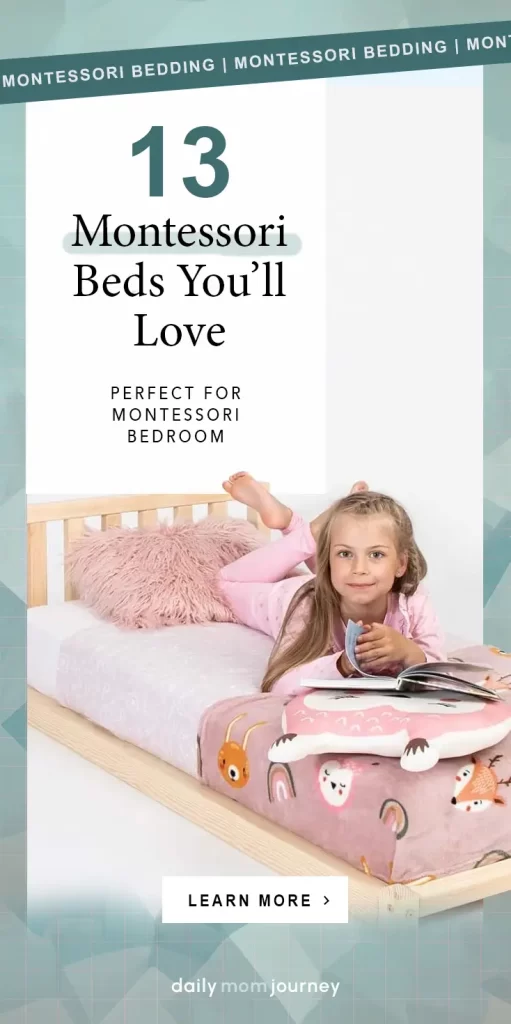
27, 603, 469, 779
27, 602, 274, 777
28, 602, 104, 699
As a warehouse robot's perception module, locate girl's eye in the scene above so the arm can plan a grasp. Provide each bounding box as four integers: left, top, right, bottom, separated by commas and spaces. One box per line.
370, 551, 385, 559
337, 551, 351, 558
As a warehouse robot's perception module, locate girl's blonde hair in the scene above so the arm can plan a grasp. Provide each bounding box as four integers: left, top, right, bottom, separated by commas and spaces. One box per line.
260, 491, 427, 693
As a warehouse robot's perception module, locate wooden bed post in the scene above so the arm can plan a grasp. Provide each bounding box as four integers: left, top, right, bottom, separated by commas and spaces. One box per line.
27, 522, 47, 608
63, 518, 85, 600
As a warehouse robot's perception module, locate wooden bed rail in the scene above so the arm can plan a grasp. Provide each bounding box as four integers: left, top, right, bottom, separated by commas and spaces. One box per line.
27, 489, 270, 609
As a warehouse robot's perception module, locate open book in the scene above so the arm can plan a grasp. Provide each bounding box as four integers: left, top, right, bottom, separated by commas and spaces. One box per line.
304, 621, 501, 701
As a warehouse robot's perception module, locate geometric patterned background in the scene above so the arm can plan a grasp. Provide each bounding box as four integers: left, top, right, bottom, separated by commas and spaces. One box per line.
0, 897, 508, 1021
484, 62, 511, 654
0, 2, 510, 1021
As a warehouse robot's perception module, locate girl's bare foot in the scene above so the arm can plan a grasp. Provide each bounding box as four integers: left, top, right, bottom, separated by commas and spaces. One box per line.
222, 472, 293, 530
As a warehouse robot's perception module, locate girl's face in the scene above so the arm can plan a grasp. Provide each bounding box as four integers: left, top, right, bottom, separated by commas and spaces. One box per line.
329, 513, 407, 607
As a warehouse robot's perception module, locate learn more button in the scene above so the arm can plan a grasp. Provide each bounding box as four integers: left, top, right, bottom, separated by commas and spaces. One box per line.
162, 877, 348, 924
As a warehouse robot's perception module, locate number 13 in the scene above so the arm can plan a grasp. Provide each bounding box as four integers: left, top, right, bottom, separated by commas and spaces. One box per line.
132, 125, 229, 198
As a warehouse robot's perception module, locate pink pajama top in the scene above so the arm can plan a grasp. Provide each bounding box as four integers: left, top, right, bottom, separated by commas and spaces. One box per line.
218, 513, 445, 697
270, 581, 446, 696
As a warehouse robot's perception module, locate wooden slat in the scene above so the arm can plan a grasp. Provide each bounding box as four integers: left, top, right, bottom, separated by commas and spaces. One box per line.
174, 505, 193, 521
27, 486, 269, 525
208, 502, 227, 518
411, 858, 511, 916
63, 518, 85, 601
27, 523, 47, 608
138, 509, 158, 528
101, 513, 121, 529
27, 493, 231, 524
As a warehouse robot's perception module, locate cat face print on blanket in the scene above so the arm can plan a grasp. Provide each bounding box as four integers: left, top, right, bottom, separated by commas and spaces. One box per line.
268, 691, 511, 772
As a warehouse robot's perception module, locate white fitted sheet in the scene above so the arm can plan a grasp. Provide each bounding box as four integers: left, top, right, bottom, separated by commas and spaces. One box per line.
27, 602, 274, 777
28, 602, 105, 699
27, 603, 468, 779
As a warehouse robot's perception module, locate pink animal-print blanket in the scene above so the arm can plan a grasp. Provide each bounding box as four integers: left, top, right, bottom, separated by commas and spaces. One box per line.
197, 648, 511, 883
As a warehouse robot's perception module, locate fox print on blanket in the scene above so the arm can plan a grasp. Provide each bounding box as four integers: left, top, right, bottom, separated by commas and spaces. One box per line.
267, 691, 511, 772
451, 755, 511, 812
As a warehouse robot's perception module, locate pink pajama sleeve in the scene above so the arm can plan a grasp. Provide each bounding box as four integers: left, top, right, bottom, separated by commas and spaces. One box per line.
271, 652, 343, 697
408, 590, 446, 663
218, 515, 316, 584
217, 514, 317, 638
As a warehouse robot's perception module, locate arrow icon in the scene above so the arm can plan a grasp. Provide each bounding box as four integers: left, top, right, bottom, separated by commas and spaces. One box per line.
323, 896, 329, 905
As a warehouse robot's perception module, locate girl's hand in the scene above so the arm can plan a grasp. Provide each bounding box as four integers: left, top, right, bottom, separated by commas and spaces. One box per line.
337, 650, 359, 678
355, 625, 426, 672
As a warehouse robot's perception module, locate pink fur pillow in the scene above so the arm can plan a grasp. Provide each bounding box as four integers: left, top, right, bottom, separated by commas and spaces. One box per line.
65, 517, 264, 629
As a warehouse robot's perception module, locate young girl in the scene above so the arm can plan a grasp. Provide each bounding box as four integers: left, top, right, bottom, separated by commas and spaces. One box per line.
218, 472, 445, 696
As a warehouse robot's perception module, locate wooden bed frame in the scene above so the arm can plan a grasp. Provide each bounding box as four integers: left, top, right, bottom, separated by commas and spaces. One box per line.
27, 492, 511, 921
